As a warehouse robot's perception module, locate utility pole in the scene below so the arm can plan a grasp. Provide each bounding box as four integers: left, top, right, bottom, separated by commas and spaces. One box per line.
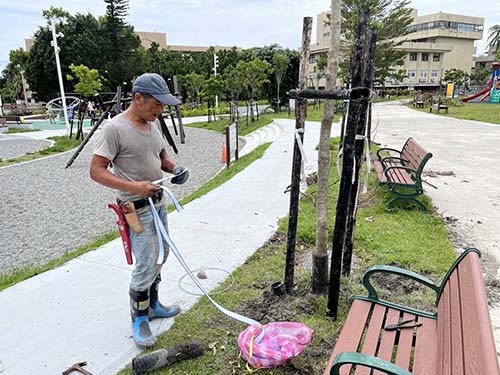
50, 18, 70, 136
213, 53, 219, 112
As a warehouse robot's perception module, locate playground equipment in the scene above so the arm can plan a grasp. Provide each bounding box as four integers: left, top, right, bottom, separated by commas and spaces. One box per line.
462, 62, 500, 103
46, 96, 81, 121
65, 84, 184, 168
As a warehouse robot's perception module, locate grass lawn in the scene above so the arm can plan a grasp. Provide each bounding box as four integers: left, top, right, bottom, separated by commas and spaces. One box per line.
117, 139, 456, 375
187, 105, 340, 135
410, 102, 500, 125
7, 127, 41, 133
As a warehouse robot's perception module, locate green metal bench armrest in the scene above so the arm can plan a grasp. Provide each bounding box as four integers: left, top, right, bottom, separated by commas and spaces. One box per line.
363, 265, 440, 301
381, 156, 409, 165
331, 352, 412, 375
377, 147, 401, 161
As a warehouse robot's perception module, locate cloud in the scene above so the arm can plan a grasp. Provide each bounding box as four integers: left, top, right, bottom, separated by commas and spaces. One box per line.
0, 0, 498, 68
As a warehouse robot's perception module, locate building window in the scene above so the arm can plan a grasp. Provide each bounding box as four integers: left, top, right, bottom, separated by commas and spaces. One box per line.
409, 53, 418, 61
433, 53, 440, 62
408, 21, 483, 33
309, 55, 316, 64
419, 70, 428, 82
408, 70, 416, 78
431, 70, 439, 78
421, 53, 429, 61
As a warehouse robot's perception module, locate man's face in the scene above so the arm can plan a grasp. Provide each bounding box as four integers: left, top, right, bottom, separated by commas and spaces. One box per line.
136, 93, 164, 122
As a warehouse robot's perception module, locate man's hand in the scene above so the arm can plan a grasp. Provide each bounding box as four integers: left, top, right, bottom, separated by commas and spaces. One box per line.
131, 181, 161, 198
171, 166, 189, 185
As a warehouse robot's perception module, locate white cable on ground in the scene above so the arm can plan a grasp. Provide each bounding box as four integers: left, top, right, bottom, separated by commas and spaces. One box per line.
148, 194, 261, 328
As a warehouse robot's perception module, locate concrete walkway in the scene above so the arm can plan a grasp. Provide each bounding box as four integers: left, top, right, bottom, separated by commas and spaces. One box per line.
0, 119, 338, 375
372, 100, 500, 353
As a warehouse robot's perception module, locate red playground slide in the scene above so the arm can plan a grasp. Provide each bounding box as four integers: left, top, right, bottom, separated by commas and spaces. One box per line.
462, 87, 491, 102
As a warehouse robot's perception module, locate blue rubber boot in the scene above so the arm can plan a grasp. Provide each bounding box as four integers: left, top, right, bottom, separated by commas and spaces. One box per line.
149, 275, 181, 319
129, 289, 156, 348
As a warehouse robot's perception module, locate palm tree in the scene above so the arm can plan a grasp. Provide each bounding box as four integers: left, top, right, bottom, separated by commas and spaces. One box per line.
486, 25, 500, 56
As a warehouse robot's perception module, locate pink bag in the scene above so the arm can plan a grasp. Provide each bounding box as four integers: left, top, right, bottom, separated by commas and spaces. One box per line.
238, 322, 313, 370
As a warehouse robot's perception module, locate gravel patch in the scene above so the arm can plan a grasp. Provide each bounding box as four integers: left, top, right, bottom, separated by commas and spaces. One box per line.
0, 127, 224, 274
0, 135, 51, 160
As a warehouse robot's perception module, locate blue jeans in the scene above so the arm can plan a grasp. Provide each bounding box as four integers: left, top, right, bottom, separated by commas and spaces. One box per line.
129, 204, 169, 291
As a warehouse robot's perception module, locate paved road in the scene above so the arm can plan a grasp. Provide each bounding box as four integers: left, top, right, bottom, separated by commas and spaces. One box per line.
373, 100, 500, 349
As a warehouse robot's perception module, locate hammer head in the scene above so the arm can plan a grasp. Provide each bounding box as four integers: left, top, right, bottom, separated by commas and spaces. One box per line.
62, 361, 92, 375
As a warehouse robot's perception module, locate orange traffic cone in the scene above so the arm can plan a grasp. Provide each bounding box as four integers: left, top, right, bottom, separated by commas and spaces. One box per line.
221, 142, 228, 163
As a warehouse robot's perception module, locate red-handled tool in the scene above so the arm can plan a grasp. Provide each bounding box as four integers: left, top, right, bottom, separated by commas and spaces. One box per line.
108, 203, 133, 265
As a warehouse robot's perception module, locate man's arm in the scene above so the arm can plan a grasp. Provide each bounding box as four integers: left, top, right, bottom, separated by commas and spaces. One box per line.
89, 154, 160, 198
159, 149, 176, 173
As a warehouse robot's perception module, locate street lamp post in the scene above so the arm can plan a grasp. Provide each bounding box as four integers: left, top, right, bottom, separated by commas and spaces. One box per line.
50, 18, 70, 136
17, 65, 29, 111
213, 53, 219, 112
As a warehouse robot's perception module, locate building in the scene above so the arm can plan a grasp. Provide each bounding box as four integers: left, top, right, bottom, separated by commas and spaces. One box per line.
135, 31, 168, 49
394, 10, 484, 87
308, 9, 485, 89
25, 31, 236, 54
308, 11, 332, 89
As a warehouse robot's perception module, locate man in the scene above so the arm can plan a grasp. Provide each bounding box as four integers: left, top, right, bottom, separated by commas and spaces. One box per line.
90, 73, 189, 347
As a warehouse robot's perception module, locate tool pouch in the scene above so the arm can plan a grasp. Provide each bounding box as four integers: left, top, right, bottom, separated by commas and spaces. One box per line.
120, 201, 144, 233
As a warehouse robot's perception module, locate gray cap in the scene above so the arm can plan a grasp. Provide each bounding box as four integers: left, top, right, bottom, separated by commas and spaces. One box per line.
132, 73, 180, 106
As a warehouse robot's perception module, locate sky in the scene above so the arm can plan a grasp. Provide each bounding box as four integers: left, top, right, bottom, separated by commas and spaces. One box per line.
0, 0, 499, 72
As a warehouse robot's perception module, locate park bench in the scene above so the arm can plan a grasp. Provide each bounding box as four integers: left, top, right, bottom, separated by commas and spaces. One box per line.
373, 137, 432, 210
412, 96, 424, 108
429, 97, 448, 114
324, 248, 499, 375
0, 115, 22, 124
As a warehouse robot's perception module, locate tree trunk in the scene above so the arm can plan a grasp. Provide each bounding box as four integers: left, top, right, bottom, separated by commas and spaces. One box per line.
342, 29, 377, 277
284, 16, 312, 294
312, 0, 342, 294
327, 5, 371, 320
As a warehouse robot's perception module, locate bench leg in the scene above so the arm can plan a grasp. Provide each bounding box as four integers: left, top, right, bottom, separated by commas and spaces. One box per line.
386, 196, 427, 211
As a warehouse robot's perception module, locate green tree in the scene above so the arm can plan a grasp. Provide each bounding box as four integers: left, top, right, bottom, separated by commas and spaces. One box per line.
236, 59, 272, 120
487, 24, 500, 56
181, 72, 205, 105
314, 53, 328, 89
25, 10, 106, 101
100, 0, 142, 90
66, 64, 103, 97
201, 76, 225, 106
224, 65, 246, 102
470, 66, 491, 86
341, 0, 413, 84
443, 68, 470, 88
0, 49, 29, 102
272, 53, 289, 112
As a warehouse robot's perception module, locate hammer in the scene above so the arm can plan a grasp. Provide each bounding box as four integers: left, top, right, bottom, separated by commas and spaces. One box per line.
62, 361, 94, 375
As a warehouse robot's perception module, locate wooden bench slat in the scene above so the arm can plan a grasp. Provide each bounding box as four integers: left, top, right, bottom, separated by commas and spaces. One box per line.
356, 304, 387, 375
458, 254, 500, 375
323, 300, 372, 375
449, 272, 465, 375
412, 316, 437, 375
438, 284, 452, 375
324, 251, 499, 375
373, 308, 400, 375
394, 312, 416, 371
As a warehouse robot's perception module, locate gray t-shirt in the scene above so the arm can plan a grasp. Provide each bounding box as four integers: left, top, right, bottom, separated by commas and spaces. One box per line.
93, 113, 168, 202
